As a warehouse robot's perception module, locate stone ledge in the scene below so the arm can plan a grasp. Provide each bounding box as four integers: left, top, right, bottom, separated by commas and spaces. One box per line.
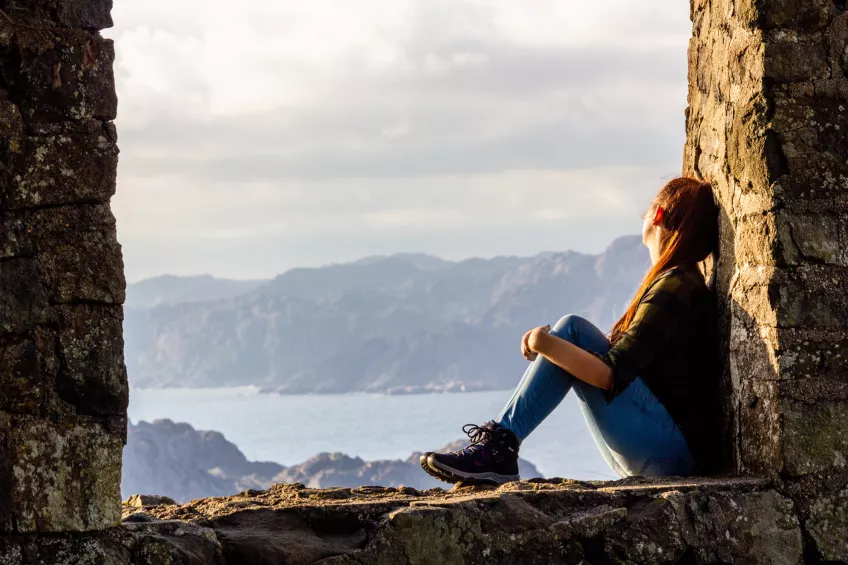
5, 476, 843, 563
107, 477, 800, 565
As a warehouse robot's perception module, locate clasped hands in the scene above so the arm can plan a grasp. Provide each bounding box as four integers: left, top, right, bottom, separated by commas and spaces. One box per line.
521, 325, 551, 361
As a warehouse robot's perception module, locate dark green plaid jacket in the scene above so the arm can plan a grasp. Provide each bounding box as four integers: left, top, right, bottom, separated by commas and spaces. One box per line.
599, 263, 720, 471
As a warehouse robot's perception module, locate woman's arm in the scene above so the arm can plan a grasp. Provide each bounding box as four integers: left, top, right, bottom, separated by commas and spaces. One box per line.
528, 329, 613, 390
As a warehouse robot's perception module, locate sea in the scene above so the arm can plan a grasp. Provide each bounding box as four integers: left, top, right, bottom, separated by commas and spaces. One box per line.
127, 387, 615, 481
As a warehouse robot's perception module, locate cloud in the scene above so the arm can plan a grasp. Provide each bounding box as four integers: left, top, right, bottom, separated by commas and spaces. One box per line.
104, 0, 693, 281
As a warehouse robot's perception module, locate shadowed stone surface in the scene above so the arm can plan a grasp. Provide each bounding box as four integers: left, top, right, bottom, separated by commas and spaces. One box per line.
0, 2, 125, 535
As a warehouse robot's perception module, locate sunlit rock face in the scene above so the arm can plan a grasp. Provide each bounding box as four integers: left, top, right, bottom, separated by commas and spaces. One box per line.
0, 0, 126, 533
684, 0, 848, 559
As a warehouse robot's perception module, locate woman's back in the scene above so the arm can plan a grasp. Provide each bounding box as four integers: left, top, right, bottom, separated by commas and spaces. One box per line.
624, 263, 720, 473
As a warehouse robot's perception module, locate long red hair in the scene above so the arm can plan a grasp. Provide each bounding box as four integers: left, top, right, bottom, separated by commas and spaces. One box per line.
609, 177, 718, 343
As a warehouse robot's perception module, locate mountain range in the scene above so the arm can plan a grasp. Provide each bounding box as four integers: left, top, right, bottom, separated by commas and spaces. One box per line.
123, 235, 649, 394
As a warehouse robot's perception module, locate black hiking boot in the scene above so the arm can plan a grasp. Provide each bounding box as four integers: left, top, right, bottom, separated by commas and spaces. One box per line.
421, 421, 520, 485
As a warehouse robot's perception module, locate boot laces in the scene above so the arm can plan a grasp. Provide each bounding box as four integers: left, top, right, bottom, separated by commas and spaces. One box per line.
452, 423, 508, 455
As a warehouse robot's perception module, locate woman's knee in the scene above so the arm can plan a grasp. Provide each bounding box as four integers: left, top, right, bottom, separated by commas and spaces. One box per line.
550, 315, 611, 355
551, 314, 589, 338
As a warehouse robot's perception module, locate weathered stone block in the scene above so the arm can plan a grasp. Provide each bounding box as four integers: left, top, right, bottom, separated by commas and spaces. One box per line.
0, 259, 48, 333
783, 399, 848, 476
667, 489, 803, 564
687, 31, 764, 96
19, 204, 125, 304
730, 322, 848, 386
0, 217, 32, 260
783, 214, 845, 265
736, 212, 848, 267
0, 413, 13, 532
783, 470, 848, 563
733, 214, 784, 267
123, 521, 225, 565
731, 266, 777, 327
734, 0, 837, 31
54, 304, 128, 416
728, 314, 780, 386
773, 327, 848, 381
0, 520, 224, 565
772, 94, 848, 202
764, 31, 830, 81
725, 104, 778, 191
4, 120, 118, 210
781, 379, 848, 475
0, 533, 130, 564
733, 265, 848, 330
0, 0, 114, 29
0, 101, 24, 212
774, 267, 848, 330
735, 375, 848, 475
10, 35, 116, 122
0, 334, 48, 414
9, 416, 122, 532
37, 235, 125, 305
0, 101, 23, 150
806, 487, 848, 561
737, 379, 783, 474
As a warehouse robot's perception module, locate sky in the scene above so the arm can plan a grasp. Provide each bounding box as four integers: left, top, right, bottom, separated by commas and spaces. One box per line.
104, 0, 693, 282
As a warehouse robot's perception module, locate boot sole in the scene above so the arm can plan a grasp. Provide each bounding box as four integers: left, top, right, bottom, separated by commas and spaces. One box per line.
427, 454, 519, 485
419, 453, 457, 484
419, 454, 495, 486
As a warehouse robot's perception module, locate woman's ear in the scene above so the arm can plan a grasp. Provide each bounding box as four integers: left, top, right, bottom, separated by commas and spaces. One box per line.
653, 206, 665, 226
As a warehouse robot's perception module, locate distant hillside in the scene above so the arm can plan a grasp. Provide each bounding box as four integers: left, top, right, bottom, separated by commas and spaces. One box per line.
123, 236, 650, 393
126, 275, 267, 308
122, 420, 542, 502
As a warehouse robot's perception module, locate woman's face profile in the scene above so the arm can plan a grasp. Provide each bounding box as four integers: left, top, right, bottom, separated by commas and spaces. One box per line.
641, 204, 657, 247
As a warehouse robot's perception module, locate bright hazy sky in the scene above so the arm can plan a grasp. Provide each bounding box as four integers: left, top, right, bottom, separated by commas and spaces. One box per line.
105, 1, 692, 282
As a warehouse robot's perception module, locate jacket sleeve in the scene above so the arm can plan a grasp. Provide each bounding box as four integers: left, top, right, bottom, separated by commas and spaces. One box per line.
596, 273, 692, 401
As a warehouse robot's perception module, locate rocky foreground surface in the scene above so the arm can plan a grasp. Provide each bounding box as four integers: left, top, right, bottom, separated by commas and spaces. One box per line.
2, 476, 829, 564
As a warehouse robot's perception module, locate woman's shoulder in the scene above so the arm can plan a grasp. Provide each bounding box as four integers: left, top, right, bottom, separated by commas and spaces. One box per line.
646, 263, 711, 303
657, 263, 708, 286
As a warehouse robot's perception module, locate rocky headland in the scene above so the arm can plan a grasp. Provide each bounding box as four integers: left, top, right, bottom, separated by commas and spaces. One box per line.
122, 419, 542, 502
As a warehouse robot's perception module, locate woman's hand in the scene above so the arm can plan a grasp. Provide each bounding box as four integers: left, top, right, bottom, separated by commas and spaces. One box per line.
521, 325, 550, 361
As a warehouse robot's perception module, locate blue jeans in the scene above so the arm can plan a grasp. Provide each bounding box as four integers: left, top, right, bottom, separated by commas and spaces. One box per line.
496, 315, 694, 478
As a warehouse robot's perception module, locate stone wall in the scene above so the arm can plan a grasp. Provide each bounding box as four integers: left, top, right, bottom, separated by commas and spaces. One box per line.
683, 1, 848, 559
0, 0, 126, 533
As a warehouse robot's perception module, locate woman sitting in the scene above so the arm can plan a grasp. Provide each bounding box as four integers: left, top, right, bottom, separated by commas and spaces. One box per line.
421, 177, 721, 484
